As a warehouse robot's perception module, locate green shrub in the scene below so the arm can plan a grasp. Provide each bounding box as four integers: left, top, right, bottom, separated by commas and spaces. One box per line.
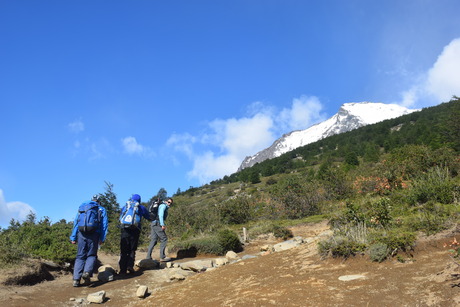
0, 233, 26, 266
369, 230, 416, 253
268, 175, 323, 219
170, 236, 221, 255
367, 198, 392, 228
248, 221, 293, 240
0, 218, 76, 265
369, 242, 390, 262
219, 197, 254, 225
318, 235, 366, 259
405, 202, 453, 235
171, 229, 242, 256
409, 166, 457, 205
217, 229, 242, 254
272, 225, 294, 240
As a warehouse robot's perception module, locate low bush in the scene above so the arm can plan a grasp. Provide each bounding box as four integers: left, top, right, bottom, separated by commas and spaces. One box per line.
219, 197, 254, 225
0, 217, 76, 265
368, 242, 390, 262
318, 235, 366, 259
409, 166, 457, 205
217, 229, 242, 254
405, 202, 452, 235
248, 221, 293, 240
272, 225, 294, 240
170, 236, 220, 255
170, 229, 242, 256
369, 230, 416, 253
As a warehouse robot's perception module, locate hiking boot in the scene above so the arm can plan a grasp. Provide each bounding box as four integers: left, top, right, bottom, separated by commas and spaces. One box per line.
160, 257, 171, 262
73, 279, 80, 287
118, 270, 127, 276
82, 272, 91, 285
127, 267, 135, 274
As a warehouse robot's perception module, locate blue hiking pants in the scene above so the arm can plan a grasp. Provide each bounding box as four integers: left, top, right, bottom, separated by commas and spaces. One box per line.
73, 231, 99, 280
146, 221, 168, 259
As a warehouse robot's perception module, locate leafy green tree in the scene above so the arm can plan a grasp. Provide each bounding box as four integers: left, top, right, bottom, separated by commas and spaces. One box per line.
363, 143, 380, 162
156, 187, 168, 201
345, 151, 359, 166
249, 170, 261, 184
97, 182, 121, 254
97, 181, 120, 218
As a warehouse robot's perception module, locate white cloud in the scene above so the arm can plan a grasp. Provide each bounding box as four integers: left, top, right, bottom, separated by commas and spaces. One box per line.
169, 96, 325, 184
167, 133, 197, 159
426, 38, 460, 102
121, 136, 154, 157
399, 86, 419, 108
279, 95, 325, 131
122, 136, 143, 154
68, 119, 85, 133
210, 113, 274, 156
187, 152, 242, 184
0, 189, 35, 227
396, 38, 460, 107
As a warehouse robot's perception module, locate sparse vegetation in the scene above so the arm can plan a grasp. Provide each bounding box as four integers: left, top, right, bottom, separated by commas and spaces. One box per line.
1, 99, 460, 266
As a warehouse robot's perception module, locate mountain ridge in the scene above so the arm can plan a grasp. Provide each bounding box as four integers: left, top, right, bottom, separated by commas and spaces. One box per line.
238, 102, 418, 171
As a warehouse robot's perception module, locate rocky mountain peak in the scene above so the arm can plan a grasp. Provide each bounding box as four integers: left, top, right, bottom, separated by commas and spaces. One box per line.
238, 101, 417, 171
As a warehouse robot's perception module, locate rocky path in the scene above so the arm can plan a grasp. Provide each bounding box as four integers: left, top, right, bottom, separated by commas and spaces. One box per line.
1, 221, 460, 307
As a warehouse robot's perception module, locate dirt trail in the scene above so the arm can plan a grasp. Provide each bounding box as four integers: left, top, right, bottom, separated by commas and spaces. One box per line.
1, 222, 460, 307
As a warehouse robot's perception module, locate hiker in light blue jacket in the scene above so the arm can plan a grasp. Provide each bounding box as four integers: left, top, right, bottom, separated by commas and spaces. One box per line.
146, 198, 173, 262
70, 195, 108, 287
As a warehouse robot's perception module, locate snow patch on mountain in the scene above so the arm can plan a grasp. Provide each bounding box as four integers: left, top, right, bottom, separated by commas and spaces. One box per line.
238, 102, 418, 171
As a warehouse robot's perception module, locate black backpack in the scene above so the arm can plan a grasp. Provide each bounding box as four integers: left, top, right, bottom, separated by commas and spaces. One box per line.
148, 198, 161, 221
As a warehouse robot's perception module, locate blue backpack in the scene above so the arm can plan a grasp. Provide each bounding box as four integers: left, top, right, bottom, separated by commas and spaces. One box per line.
77, 201, 100, 233
120, 201, 141, 228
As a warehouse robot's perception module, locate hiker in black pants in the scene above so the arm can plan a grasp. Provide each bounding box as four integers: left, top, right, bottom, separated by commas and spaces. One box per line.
118, 194, 151, 275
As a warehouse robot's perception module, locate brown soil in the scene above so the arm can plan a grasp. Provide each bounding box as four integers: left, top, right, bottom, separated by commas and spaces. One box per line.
1, 221, 460, 307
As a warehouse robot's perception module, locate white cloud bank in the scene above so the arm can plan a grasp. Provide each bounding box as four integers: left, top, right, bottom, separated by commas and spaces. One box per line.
398, 38, 460, 107
426, 38, 460, 102
168, 96, 326, 184
0, 189, 35, 227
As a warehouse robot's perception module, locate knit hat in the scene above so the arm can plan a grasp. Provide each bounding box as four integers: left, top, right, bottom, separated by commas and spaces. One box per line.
131, 194, 141, 202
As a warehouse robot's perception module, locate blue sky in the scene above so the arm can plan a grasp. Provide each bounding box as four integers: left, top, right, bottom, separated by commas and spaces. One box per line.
1, 0, 460, 227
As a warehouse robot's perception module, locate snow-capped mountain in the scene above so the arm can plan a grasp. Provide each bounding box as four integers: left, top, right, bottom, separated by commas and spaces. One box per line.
238, 102, 418, 171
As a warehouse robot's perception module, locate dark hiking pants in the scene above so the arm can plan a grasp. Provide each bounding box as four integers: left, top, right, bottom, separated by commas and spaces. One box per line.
119, 227, 140, 273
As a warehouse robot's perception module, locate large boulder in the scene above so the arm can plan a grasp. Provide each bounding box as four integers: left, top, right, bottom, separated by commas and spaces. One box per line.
136, 285, 148, 298
179, 259, 214, 272
225, 251, 239, 261
87, 291, 106, 304
136, 258, 160, 270
97, 265, 116, 282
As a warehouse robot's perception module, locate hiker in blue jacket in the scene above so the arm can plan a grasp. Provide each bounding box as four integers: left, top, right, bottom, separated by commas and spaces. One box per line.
146, 198, 174, 262
70, 195, 108, 287
118, 194, 152, 275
